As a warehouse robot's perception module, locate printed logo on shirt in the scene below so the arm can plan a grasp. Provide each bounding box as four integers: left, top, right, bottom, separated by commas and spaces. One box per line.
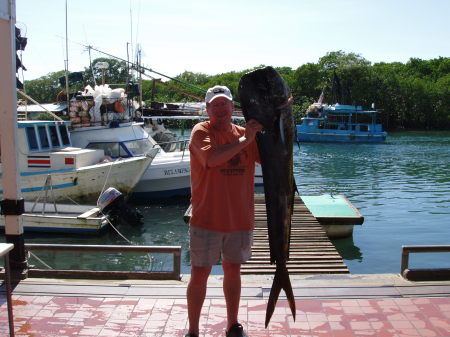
220, 150, 248, 176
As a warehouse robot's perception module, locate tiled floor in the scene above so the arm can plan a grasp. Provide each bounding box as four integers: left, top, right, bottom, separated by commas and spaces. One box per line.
1, 295, 450, 337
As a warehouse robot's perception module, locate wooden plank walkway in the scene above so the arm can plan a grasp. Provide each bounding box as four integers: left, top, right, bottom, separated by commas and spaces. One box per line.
241, 195, 349, 274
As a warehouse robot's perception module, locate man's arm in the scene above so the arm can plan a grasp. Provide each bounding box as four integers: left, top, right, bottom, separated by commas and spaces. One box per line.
207, 119, 262, 167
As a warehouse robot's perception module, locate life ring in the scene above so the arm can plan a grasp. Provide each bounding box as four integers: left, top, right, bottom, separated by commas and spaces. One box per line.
114, 101, 124, 113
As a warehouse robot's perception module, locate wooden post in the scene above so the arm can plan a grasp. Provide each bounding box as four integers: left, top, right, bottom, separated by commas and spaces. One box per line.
0, 0, 27, 276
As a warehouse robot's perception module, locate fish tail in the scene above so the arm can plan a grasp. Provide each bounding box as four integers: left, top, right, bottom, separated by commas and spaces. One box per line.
265, 263, 296, 328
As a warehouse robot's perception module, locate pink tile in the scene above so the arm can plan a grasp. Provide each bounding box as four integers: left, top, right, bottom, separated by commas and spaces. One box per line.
326, 314, 344, 322
288, 320, 310, 330
329, 321, 347, 330
365, 313, 388, 322
393, 328, 421, 336
352, 330, 378, 336
340, 299, 361, 307
321, 305, 344, 314
307, 320, 329, 330
430, 297, 450, 304
389, 320, 414, 329
350, 320, 372, 330
398, 305, 421, 313
387, 313, 408, 321
78, 326, 103, 335
415, 328, 440, 337
437, 303, 450, 311
297, 299, 323, 312
411, 298, 432, 305
357, 299, 373, 307
333, 330, 356, 337
342, 306, 364, 314
306, 313, 328, 321
361, 306, 380, 314
370, 320, 392, 330
394, 298, 415, 306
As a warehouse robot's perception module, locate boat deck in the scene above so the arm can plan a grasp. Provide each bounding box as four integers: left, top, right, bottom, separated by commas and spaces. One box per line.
241, 195, 349, 275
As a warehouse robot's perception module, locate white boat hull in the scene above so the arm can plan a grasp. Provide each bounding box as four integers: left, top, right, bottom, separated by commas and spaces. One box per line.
1, 156, 152, 204
132, 151, 191, 199
0, 203, 108, 234
69, 122, 264, 200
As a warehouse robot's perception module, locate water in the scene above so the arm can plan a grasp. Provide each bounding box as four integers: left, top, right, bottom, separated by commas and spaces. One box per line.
5, 131, 450, 275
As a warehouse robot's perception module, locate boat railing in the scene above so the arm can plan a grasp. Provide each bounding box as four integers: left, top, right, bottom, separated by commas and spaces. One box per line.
401, 245, 450, 281
153, 138, 190, 158
25, 243, 182, 280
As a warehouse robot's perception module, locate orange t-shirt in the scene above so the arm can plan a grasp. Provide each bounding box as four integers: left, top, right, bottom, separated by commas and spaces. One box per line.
189, 121, 260, 232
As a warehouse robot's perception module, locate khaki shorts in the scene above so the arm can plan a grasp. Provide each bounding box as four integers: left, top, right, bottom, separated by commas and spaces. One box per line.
189, 226, 253, 267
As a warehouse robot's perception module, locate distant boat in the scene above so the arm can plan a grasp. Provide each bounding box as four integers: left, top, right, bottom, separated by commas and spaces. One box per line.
0, 120, 156, 203
296, 103, 387, 143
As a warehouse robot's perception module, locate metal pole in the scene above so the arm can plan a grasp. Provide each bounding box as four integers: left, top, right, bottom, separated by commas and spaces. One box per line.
64, 0, 70, 108
0, 0, 27, 275
5, 252, 15, 337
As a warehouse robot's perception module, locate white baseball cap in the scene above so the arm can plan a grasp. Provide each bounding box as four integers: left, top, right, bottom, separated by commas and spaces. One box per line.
205, 85, 233, 103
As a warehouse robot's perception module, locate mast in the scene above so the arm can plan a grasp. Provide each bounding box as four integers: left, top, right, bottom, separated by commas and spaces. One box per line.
64, 0, 70, 109
0, 0, 27, 277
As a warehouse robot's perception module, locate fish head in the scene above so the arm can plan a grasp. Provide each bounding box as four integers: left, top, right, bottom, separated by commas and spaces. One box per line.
238, 66, 291, 131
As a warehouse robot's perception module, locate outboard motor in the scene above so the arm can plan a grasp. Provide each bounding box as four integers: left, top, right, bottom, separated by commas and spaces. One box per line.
98, 187, 144, 226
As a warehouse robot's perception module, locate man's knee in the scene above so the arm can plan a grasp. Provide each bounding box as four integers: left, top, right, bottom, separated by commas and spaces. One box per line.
222, 260, 241, 275
190, 265, 212, 283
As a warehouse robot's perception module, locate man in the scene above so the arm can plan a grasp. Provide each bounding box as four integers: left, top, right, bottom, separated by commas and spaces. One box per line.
186, 85, 262, 337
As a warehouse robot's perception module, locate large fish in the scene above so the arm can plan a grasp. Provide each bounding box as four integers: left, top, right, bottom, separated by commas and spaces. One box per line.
238, 66, 296, 327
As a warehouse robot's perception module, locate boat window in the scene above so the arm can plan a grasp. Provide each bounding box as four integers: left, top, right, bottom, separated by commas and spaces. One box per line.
49, 125, 60, 147
38, 126, 50, 149
26, 127, 39, 150
59, 125, 70, 145
86, 142, 120, 157
123, 139, 152, 156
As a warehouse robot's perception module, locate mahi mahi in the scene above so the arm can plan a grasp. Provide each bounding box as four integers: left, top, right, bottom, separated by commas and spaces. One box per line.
238, 66, 296, 328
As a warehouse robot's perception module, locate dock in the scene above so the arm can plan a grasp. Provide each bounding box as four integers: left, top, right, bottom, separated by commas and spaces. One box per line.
241, 195, 349, 274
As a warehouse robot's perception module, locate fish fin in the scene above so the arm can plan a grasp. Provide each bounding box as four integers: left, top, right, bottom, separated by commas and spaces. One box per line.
279, 117, 285, 144
293, 180, 299, 196
294, 124, 301, 149
265, 264, 296, 328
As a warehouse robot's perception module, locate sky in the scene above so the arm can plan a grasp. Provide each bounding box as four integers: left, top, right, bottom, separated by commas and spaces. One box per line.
14, 0, 450, 81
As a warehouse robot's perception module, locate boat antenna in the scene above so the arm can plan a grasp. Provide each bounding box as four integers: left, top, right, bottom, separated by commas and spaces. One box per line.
64, 0, 70, 109
87, 45, 97, 86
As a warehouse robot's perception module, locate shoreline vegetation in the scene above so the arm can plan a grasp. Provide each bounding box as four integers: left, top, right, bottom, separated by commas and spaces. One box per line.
22, 51, 449, 131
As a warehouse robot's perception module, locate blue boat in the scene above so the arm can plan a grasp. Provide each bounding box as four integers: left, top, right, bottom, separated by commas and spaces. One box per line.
296, 103, 387, 143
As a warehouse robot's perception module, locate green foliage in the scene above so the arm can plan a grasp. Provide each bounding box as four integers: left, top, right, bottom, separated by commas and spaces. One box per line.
23, 52, 450, 130
23, 70, 66, 103
84, 57, 130, 86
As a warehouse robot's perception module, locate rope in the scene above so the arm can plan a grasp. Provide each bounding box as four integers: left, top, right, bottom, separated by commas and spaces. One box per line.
98, 158, 116, 198
28, 251, 53, 270
101, 211, 156, 270
102, 212, 133, 244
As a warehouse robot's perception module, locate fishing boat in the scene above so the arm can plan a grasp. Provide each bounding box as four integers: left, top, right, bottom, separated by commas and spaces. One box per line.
0, 120, 156, 204
70, 120, 191, 199
70, 117, 264, 200
296, 103, 387, 143
0, 202, 108, 234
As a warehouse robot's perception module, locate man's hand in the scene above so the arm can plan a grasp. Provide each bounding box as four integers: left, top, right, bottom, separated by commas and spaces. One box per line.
244, 119, 263, 141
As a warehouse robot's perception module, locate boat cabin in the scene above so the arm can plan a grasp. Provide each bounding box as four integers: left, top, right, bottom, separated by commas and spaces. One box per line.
18, 120, 105, 172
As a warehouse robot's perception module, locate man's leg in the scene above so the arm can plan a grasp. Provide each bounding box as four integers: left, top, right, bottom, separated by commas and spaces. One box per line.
222, 260, 242, 329
186, 265, 212, 335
